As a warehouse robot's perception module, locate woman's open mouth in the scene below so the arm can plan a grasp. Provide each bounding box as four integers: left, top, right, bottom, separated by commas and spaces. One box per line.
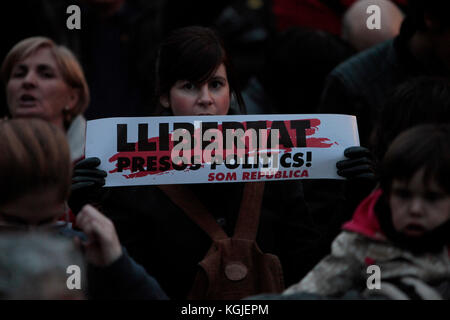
19, 94, 37, 107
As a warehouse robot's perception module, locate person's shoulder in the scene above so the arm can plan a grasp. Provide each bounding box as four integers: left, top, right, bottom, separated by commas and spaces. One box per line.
331, 231, 373, 259
329, 39, 397, 88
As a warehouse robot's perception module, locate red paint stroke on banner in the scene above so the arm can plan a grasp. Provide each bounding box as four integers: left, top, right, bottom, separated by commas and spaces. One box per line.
262, 118, 336, 148
108, 118, 336, 179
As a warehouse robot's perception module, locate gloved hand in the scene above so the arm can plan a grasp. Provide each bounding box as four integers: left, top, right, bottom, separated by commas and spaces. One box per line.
337, 147, 378, 214
336, 146, 376, 180
68, 157, 107, 215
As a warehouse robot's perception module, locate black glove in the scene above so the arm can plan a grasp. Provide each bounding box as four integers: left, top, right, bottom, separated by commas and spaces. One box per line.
337, 147, 378, 214
68, 157, 107, 215
336, 146, 376, 180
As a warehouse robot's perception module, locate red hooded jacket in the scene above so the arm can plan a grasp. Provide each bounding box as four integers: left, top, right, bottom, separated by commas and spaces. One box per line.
342, 188, 450, 259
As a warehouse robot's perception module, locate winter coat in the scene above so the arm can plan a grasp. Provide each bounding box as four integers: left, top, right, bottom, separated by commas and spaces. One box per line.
283, 189, 450, 298
58, 226, 168, 300
318, 18, 450, 146
99, 180, 324, 299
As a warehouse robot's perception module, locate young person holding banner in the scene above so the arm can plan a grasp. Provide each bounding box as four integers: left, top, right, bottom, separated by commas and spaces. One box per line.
72, 26, 329, 299
72, 26, 375, 300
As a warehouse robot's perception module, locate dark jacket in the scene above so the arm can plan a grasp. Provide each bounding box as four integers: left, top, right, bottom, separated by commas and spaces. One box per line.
58, 226, 168, 300
99, 180, 324, 300
87, 247, 168, 300
284, 190, 450, 298
317, 19, 447, 146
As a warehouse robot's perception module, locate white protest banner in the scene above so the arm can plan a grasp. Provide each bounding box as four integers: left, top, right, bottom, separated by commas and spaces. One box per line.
85, 114, 359, 187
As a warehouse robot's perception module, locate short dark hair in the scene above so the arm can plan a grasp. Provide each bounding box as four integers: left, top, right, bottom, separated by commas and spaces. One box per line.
371, 76, 450, 162
379, 123, 450, 195
155, 26, 245, 114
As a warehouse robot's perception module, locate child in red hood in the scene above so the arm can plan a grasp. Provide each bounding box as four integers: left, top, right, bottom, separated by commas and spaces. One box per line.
284, 124, 450, 299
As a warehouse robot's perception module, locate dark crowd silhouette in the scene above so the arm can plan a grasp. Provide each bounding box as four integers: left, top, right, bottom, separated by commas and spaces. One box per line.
0, 0, 449, 300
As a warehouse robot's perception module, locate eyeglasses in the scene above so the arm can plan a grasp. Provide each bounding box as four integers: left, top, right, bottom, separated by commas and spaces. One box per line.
0, 203, 70, 233
0, 221, 68, 233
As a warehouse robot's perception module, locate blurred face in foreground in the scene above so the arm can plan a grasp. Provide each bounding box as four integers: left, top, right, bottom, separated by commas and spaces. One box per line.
0, 188, 65, 232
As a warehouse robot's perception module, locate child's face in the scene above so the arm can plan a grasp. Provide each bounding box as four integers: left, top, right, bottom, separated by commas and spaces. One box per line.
161, 63, 230, 116
389, 168, 450, 237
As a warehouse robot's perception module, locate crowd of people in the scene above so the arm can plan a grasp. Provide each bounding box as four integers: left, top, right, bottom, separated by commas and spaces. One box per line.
0, 0, 449, 300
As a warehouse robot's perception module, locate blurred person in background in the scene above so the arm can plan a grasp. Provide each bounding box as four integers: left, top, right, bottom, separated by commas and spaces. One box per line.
1, 36, 89, 162
0, 0, 164, 119
370, 76, 450, 163
243, 26, 355, 114
272, 0, 407, 36
318, 0, 450, 147
342, 0, 404, 52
